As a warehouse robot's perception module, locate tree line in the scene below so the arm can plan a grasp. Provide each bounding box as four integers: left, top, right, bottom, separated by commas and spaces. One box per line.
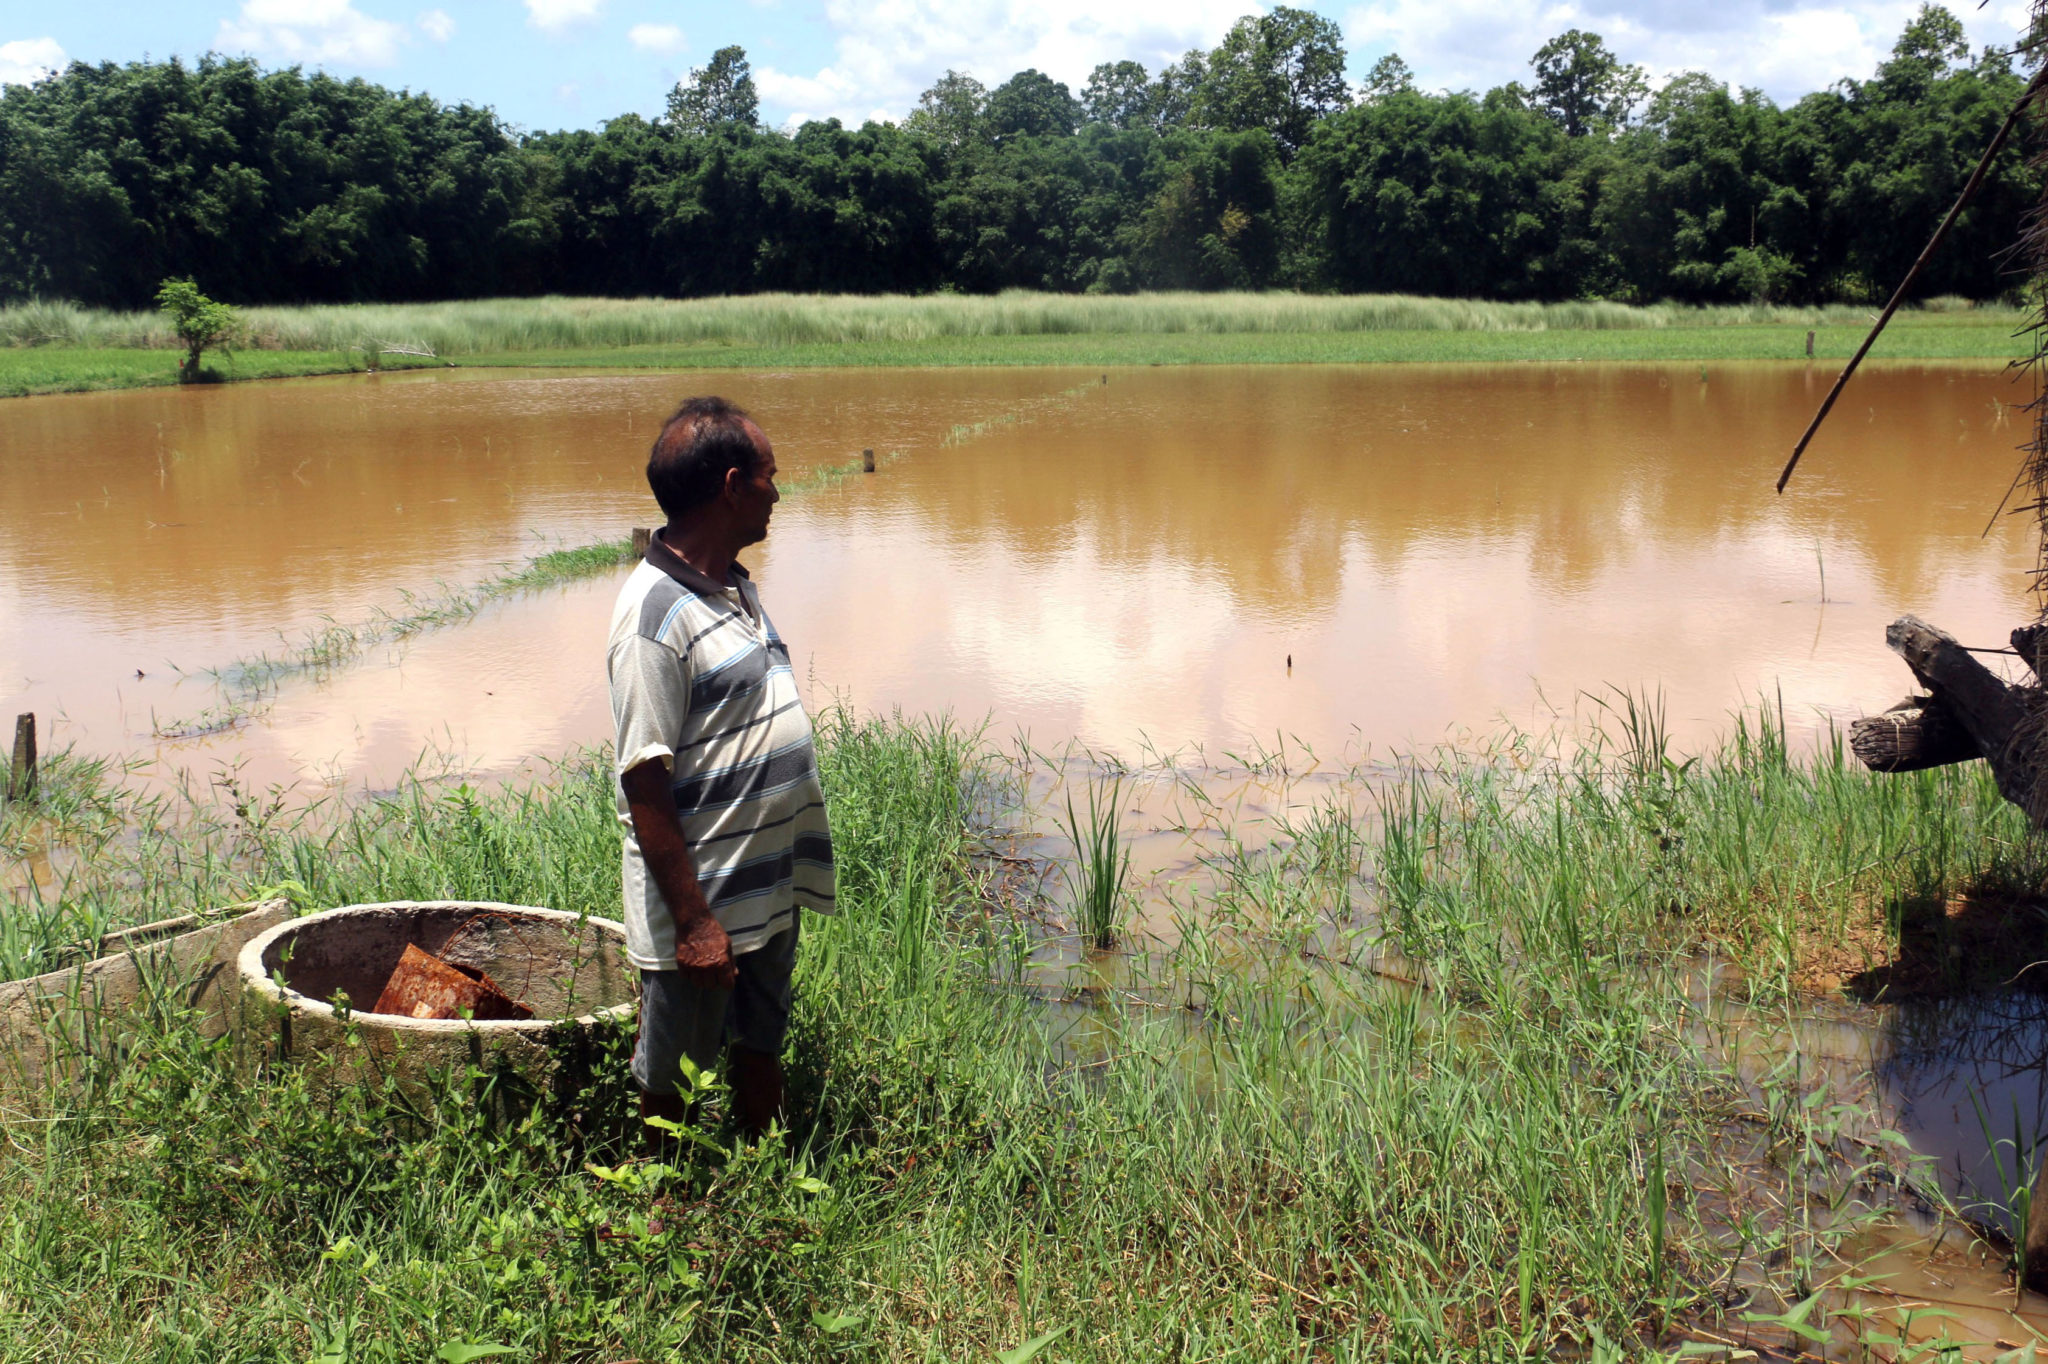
0, 3, 2033, 309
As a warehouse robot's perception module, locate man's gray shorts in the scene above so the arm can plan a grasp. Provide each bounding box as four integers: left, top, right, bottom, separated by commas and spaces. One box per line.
630, 918, 799, 1096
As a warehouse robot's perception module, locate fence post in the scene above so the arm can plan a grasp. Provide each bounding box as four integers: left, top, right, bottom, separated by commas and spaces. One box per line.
631, 527, 652, 558
7, 713, 34, 804
862, 449, 876, 474
1805, 330, 1815, 359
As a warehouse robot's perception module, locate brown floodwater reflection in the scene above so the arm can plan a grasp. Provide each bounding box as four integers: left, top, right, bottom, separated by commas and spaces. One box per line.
0, 361, 2036, 791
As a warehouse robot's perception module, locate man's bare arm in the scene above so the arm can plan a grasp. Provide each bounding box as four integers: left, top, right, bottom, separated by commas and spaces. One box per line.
621, 758, 737, 989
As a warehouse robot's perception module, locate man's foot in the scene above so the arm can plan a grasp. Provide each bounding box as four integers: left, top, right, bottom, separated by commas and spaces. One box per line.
730, 1048, 784, 1140
640, 1089, 691, 1159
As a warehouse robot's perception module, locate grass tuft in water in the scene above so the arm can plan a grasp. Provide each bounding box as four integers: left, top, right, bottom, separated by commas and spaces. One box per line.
1058, 775, 1133, 950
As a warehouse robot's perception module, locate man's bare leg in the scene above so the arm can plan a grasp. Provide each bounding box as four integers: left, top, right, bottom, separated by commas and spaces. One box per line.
730, 1047, 784, 1140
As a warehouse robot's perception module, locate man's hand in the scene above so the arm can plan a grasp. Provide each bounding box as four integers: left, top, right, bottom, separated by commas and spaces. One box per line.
675, 912, 737, 989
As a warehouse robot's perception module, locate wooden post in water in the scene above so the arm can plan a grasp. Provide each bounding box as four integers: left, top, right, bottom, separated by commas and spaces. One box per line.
2028, 1171, 2048, 1294
7, 713, 34, 804
631, 527, 652, 558
862, 448, 875, 473
1805, 330, 1815, 358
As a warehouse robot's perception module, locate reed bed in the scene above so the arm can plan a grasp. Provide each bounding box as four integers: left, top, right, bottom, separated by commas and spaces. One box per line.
1, 699, 2035, 1358
0, 292, 2004, 356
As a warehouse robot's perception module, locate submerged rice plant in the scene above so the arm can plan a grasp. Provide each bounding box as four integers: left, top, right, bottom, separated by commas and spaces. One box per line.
1058, 774, 1133, 949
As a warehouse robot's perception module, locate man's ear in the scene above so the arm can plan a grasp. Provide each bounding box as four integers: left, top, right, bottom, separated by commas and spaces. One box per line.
723, 465, 745, 501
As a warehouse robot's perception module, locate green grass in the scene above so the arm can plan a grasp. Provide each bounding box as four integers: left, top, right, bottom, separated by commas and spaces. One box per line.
2, 700, 2034, 1358
0, 346, 444, 397
468, 320, 2026, 367
0, 293, 2028, 397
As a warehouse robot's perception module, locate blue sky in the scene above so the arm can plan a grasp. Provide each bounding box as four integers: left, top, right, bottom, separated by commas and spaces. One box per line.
0, 0, 2028, 133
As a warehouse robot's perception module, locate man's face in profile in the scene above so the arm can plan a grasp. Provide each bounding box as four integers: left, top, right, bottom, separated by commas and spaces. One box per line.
733, 422, 780, 547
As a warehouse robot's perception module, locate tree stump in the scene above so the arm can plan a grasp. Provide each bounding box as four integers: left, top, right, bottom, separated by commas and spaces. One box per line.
1849, 616, 2042, 820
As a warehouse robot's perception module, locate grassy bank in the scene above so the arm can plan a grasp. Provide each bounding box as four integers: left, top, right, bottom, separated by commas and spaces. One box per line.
0, 293, 2028, 397
2, 703, 2036, 1358
0, 345, 446, 397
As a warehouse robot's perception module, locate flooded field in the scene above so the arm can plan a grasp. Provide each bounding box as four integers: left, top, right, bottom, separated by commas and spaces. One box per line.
9, 360, 2048, 1355
1, 361, 2038, 789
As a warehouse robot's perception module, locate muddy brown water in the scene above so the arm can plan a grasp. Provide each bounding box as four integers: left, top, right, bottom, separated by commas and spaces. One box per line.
1, 361, 2038, 788
8, 360, 2048, 1351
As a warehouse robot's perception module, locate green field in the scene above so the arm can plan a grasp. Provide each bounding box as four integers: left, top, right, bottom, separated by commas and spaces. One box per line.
0, 346, 444, 398
1, 699, 2033, 1359
0, 293, 2029, 398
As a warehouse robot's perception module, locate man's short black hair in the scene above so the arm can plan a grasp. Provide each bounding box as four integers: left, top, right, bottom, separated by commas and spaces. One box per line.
647, 396, 759, 520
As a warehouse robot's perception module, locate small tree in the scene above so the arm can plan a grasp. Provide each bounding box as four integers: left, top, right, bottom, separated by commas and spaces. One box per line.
665, 45, 760, 134
155, 278, 239, 379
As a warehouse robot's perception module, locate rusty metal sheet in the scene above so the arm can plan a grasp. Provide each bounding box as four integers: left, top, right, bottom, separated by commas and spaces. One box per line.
370, 942, 533, 1021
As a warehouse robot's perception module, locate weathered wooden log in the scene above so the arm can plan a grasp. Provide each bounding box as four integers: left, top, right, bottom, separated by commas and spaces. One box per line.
2014, 623, 2048, 684
1850, 695, 1980, 772
861, 448, 875, 473
631, 527, 652, 559
1884, 615, 2039, 816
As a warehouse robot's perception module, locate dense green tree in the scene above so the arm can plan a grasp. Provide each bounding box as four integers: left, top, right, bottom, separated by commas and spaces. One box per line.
1295, 88, 1572, 296
0, 56, 537, 306
1200, 7, 1350, 157
1361, 54, 1416, 101
1151, 52, 1210, 130
1531, 30, 1648, 136
665, 46, 761, 134
1594, 75, 1804, 300
0, 7, 2036, 308
903, 71, 988, 151
1801, 15, 2030, 300
1134, 130, 1281, 288
1082, 61, 1154, 130
985, 69, 1080, 141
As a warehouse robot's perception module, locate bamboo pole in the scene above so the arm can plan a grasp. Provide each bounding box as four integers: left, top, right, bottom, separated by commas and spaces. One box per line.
1776, 63, 2048, 494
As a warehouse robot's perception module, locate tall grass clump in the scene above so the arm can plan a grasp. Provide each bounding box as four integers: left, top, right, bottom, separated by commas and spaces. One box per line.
1379, 697, 2035, 1000
1057, 774, 1132, 949
1, 291, 2008, 355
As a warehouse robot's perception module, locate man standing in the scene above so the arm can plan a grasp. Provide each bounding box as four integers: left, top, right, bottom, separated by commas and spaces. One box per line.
607, 396, 834, 1141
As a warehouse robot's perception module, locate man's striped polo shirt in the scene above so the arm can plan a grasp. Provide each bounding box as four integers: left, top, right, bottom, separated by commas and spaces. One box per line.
607, 531, 835, 971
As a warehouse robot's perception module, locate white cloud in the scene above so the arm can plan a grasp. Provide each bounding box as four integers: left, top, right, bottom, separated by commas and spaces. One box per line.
0, 36, 65, 86
628, 22, 686, 53
751, 0, 2031, 129
525, 0, 603, 31
417, 8, 455, 41
216, 0, 407, 66
753, 0, 1248, 126
1339, 0, 2028, 106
